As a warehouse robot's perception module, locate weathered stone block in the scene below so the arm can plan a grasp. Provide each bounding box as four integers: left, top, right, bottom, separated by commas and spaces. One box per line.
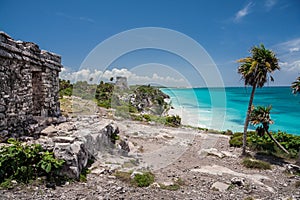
0, 31, 63, 138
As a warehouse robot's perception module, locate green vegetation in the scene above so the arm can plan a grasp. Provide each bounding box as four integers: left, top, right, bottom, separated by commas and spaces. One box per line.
159, 178, 185, 191
79, 158, 94, 182
0, 138, 64, 189
230, 104, 296, 158
250, 105, 289, 154
95, 81, 114, 108
59, 79, 73, 97
242, 158, 271, 170
79, 168, 91, 182
292, 76, 300, 94
229, 132, 244, 147
73, 81, 97, 100
229, 131, 300, 158
131, 114, 181, 127
132, 172, 155, 187
237, 44, 280, 155
59, 79, 179, 126
165, 115, 181, 127
160, 183, 180, 191
114, 170, 155, 187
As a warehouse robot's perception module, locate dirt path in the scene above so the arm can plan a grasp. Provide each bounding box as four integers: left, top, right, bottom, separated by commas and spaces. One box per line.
2, 99, 300, 200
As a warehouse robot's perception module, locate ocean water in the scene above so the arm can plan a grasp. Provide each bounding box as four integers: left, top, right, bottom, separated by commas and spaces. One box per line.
161, 87, 300, 135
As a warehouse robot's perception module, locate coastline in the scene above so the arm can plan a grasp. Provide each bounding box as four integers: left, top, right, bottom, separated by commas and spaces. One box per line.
162, 86, 300, 135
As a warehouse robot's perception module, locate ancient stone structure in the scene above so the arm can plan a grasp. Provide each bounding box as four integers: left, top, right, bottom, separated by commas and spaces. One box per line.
0, 32, 63, 140
115, 76, 128, 90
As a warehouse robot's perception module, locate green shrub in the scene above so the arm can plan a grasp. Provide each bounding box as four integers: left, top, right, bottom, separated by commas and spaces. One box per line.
159, 178, 185, 191
165, 115, 181, 127
142, 114, 151, 122
114, 171, 155, 187
115, 105, 131, 119
0, 138, 64, 188
242, 158, 271, 170
132, 172, 155, 187
229, 132, 243, 147
229, 131, 300, 159
160, 183, 180, 191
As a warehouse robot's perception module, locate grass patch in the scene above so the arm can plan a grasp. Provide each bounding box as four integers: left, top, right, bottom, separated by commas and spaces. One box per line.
114, 171, 132, 183
159, 178, 185, 191
132, 172, 155, 187
160, 183, 180, 191
242, 158, 271, 170
114, 171, 155, 187
229, 132, 243, 147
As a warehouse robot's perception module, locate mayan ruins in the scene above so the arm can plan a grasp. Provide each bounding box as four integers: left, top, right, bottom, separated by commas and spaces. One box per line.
0, 32, 63, 141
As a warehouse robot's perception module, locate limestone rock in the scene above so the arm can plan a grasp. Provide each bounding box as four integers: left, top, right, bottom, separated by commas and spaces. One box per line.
35, 122, 125, 179
211, 181, 229, 192
41, 125, 58, 136
199, 148, 225, 158
285, 164, 300, 175
130, 171, 144, 179
53, 136, 75, 143
198, 148, 237, 158
231, 177, 245, 186
118, 139, 130, 156
53, 141, 89, 179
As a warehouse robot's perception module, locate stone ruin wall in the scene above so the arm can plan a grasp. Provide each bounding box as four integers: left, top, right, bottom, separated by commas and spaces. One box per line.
0, 32, 63, 139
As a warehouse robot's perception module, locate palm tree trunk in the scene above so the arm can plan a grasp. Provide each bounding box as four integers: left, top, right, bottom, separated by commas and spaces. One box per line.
242, 84, 257, 155
263, 126, 290, 155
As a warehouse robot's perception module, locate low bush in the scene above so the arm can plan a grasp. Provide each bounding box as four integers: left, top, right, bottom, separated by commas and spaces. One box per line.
160, 178, 185, 191
165, 115, 181, 127
0, 138, 65, 188
132, 172, 155, 187
229, 132, 243, 147
242, 158, 271, 170
229, 131, 300, 159
160, 183, 180, 191
114, 171, 155, 187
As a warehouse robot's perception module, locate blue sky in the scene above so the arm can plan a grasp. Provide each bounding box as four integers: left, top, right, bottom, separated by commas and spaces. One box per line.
1, 0, 300, 87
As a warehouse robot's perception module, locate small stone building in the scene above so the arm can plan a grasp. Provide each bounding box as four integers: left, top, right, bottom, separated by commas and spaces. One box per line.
115, 76, 129, 90
0, 32, 63, 139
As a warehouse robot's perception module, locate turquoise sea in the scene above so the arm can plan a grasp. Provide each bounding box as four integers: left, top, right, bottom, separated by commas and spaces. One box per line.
161, 87, 300, 135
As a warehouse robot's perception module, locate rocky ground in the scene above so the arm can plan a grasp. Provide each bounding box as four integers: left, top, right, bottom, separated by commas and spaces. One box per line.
1, 97, 300, 200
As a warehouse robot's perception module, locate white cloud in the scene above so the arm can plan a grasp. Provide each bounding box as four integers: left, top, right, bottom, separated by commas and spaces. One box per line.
289, 47, 299, 53
265, 0, 277, 10
234, 2, 254, 22
56, 12, 95, 23
273, 38, 300, 73
59, 68, 188, 87
275, 38, 300, 51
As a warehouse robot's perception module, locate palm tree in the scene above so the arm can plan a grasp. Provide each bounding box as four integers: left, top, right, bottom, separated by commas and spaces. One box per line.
237, 44, 280, 155
250, 105, 289, 154
292, 76, 300, 94
291, 76, 300, 165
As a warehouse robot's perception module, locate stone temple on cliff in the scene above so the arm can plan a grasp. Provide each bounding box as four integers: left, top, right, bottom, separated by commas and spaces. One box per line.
0, 32, 63, 139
